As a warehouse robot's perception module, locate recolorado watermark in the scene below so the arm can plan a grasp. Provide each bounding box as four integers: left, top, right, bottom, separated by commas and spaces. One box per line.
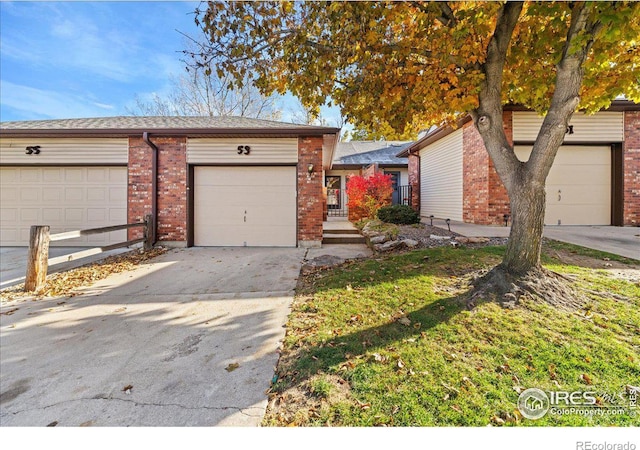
576, 442, 636, 450
517, 386, 637, 420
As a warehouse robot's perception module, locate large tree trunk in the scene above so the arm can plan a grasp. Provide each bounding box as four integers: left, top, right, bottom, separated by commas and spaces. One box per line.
502, 180, 546, 274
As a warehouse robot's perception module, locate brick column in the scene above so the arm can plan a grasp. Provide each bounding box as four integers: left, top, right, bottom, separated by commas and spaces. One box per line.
623, 111, 640, 225
487, 111, 513, 225
297, 136, 324, 247
408, 153, 420, 211
462, 122, 490, 224
127, 136, 187, 245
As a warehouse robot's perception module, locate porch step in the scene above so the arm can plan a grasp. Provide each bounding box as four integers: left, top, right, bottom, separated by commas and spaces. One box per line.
323, 228, 361, 235
322, 233, 366, 244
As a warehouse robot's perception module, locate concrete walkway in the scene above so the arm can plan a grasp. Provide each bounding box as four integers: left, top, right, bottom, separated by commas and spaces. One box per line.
443, 221, 639, 260
1, 247, 305, 426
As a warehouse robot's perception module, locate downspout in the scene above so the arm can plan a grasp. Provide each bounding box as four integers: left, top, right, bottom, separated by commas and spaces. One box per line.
142, 132, 158, 245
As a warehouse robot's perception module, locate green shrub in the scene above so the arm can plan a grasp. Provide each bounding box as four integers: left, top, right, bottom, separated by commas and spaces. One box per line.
377, 205, 420, 224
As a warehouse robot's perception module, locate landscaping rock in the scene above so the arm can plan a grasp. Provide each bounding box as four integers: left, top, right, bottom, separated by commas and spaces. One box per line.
401, 239, 419, 248
375, 240, 404, 252
430, 234, 451, 240
455, 236, 490, 244
369, 235, 388, 245
303, 255, 345, 271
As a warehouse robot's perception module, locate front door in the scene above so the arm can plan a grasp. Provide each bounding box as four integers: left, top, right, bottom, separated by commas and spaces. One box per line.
326, 176, 341, 210
387, 171, 400, 205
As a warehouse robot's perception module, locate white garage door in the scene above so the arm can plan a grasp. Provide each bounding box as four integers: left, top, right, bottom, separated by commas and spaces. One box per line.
194, 166, 297, 247
0, 167, 127, 246
515, 145, 611, 225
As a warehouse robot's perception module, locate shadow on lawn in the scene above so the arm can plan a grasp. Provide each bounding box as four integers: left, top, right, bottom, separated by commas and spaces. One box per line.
285, 292, 473, 379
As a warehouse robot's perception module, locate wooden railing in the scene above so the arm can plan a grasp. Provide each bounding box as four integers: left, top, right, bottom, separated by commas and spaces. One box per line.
25, 214, 154, 292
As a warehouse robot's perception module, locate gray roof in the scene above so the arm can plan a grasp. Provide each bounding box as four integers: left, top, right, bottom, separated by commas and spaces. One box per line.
333, 141, 411, 166
0, 116, 339, 137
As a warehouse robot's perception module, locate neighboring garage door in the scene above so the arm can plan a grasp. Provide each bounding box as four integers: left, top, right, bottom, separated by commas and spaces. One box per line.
515, 145, 611, 225
0, 166, 127, 246
194, 166, 297, 246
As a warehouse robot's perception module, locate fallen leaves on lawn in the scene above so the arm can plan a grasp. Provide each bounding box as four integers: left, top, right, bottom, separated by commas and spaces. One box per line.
225, 362, 240, 372
580, 373, 593, 385
0, 247, 168, 302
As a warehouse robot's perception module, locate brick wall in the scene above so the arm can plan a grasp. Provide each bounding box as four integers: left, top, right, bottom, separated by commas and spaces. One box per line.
297, 136, 324, 246
127, 137, 153, 241
462, 121, 490, 224
127, 136, 187, 243
462, 112, 513, 225
487, 111, 513, 225
408, 153, 420, 211
623, 111, 640, 225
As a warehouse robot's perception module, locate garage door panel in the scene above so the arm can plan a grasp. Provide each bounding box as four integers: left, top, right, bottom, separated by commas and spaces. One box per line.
1, 228, 18, 243
194, 166, 296, 247
546, 205, 609, 226
546, 167, 609, 185
515, 145, 610, 225
21, 209, 39, 222
546, 185, 610, 204
0, 167, 126, 246
21, 189, 39, 202
20, 169, 40, 182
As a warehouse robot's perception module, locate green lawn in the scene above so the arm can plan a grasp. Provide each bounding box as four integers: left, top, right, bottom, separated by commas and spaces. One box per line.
264, 243, 640, 426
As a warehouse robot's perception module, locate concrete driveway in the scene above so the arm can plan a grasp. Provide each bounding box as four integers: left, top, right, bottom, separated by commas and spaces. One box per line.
445, 221, 639, 260
0, 247, 305, 426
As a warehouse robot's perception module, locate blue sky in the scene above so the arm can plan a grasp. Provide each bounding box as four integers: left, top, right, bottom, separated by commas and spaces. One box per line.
0, 1, 342, 125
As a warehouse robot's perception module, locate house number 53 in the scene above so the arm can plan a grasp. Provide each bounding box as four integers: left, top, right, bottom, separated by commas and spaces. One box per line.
237, 145, 251, 155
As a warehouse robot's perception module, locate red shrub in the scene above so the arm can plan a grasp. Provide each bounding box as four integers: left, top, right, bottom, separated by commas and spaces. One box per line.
346, 173, 393, 221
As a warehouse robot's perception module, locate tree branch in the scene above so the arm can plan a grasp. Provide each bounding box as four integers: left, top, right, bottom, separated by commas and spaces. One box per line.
527, 2, 601, 180
472, 1, 524, 191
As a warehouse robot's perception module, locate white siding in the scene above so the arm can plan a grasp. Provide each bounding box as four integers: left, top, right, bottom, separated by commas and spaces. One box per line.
419, 129, 463, 221
187, 138, 298, 164
513, 111, 623, 143
0, 138, 128, 165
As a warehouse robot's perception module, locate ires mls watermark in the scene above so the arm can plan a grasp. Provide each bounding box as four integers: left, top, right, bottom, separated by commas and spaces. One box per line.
517, 386, 638, 420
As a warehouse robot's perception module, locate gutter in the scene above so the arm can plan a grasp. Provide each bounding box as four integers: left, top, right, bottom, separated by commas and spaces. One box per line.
0, 127, 341, 139
142, 132, 158, 245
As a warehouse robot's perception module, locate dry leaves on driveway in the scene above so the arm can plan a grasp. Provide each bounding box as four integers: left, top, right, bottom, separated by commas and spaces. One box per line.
0, 247, 167, 303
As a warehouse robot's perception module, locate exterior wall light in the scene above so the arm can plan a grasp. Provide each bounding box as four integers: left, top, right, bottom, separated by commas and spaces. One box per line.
308, 163, 314, 174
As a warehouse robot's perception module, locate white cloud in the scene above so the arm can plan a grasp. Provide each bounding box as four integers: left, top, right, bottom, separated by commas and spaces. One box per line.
1, 80, 116, 119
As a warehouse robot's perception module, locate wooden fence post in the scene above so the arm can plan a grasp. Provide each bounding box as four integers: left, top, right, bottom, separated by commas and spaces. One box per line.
144, 214, 154, 251
25, 225, 50, 292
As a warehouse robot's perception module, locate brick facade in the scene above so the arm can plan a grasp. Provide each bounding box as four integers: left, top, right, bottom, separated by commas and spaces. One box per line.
127, 135, 326, 247
408, 154, 420, 211
127, 136, 187, 244
462, 121, 491, 224
623, 111, 640, 225
156, 137, 187, 242
127, 137, 153, 241
411, 109, 640, 226
297, 136, 324, 247
461, 112, 513, 225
